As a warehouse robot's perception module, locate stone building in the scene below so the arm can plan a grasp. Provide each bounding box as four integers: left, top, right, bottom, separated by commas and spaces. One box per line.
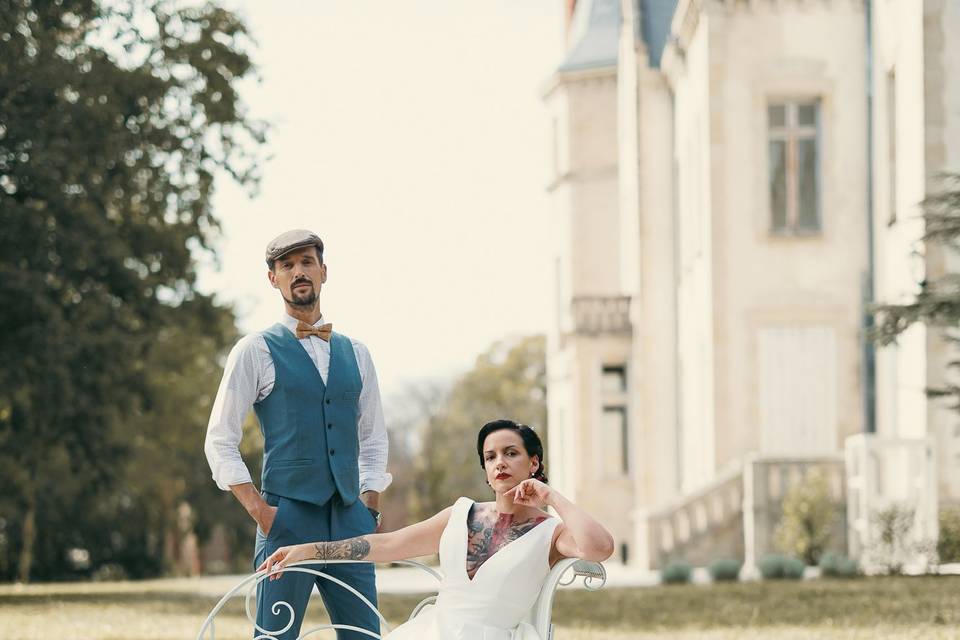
545, 0, 960, 569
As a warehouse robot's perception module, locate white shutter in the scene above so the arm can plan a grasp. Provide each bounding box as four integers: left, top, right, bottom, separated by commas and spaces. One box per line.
758, 326, 838, 456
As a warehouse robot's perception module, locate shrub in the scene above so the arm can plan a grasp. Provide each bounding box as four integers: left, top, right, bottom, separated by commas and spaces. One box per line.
758, 553, 804, 580
661, 560, 693, 584
91, 563, 128, 582
783, 556, 806, 579
758, 553, 785, 579
708, 558, 742, 582
818, 551, 839, 576
938, 507, 960, 563
864, 503, 936, 575
819, 551, 860, 578
773, 468, 837, 565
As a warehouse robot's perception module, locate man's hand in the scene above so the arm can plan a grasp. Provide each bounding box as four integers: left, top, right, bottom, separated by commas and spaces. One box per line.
257, 504, 279, 536
230, 482, 278, 535
361, 490, 383, 533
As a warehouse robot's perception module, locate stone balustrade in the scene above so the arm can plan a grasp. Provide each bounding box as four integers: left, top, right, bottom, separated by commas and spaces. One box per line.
569, 295, 632, 335
635, 455, 847, 571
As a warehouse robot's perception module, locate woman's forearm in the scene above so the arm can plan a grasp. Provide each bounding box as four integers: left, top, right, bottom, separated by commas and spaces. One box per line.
548, 492, 615, 560
261, 510, 451, 577
306, 532, 406, 563
300, 513, 445, 563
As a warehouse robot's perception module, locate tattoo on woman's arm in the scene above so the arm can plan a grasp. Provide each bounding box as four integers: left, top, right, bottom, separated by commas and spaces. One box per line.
313, 537, 371, 561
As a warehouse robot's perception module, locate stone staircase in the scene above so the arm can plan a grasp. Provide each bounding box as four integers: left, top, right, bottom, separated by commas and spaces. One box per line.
634, 455, 847, 570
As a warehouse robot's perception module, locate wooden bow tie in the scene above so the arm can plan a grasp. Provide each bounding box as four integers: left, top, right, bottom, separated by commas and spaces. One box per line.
296, 321, 333, 341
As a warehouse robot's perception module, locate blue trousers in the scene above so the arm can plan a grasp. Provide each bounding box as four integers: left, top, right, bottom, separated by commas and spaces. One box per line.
254, 492, 379, 640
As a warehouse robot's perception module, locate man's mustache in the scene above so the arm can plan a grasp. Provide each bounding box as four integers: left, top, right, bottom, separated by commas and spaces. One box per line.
291, 278, 313, 288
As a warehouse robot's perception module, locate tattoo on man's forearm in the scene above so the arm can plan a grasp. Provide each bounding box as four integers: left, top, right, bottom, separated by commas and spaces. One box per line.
313, 537, 371, 561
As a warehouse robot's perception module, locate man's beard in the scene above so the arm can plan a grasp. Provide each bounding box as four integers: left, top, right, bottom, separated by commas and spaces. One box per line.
283, 282, 317, 307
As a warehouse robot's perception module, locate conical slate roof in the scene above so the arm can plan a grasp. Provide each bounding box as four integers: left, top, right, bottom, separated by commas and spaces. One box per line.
559, 0, 622, 72
558, 0, 678, 72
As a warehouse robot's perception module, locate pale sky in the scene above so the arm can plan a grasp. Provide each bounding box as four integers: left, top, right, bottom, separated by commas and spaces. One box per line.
197, 1, 564, 396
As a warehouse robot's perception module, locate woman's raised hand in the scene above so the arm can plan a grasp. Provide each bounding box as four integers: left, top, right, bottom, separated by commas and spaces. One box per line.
256, 543, 311, 581
511, 478, 553, 509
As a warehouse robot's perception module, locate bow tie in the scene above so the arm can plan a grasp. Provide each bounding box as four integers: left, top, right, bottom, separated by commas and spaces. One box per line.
295, 321, 333, 341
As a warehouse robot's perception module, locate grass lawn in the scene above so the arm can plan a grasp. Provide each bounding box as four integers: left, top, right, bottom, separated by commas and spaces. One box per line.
1, 575, 958, 639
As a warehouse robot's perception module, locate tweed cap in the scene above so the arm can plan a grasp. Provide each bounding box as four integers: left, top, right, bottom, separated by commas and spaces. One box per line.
264, 229, 324, 266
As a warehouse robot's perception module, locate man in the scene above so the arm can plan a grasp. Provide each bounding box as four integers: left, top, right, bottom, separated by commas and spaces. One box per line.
204, 229, 390, 640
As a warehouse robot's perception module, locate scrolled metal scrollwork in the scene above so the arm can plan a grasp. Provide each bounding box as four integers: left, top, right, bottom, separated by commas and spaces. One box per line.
197, 558, 606, 640
196, 559, 440, 640
557, 559, 606, 590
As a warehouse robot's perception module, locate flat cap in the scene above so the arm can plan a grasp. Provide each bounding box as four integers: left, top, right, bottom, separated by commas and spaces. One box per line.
265, 229, 324, 266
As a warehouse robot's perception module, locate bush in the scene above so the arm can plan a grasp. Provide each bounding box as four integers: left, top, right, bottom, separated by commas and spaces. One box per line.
758, 553, 804, 580
818, 551, 859, 578
783, 556, 805, 579
865, 503, 937, 575
661, 560, 693, 584
938, 507, 960, 563
758, 554, 785, 579
708, 558, 742, 582
773, 468, 837, 565
91, 563, 128, 582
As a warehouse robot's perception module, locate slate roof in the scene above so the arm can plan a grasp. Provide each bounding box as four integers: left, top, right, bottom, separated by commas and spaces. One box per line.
558, 0, 678, 73
638, 0, 678, 68
559, 0, 622, 72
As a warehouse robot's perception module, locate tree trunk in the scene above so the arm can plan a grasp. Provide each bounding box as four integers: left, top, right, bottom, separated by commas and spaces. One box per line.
16, 496, 36, 583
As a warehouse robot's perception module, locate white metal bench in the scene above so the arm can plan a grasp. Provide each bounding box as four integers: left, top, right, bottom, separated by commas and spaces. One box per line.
196, 558, 606, 640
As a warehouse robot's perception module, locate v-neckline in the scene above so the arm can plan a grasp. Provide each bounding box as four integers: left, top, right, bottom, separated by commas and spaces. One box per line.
280, 323, 335, 389
462, 499, 552, 584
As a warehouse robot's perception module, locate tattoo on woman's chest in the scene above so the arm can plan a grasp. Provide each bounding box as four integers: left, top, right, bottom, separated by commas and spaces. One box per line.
465, 504, 546, 578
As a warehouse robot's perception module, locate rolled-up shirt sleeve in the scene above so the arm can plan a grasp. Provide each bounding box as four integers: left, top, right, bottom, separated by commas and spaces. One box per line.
354, 342, 392, 494
204, 335, 262, 491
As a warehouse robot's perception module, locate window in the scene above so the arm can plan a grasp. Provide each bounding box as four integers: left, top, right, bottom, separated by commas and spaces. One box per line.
554, 257, 563, 335
601, 365, 627, 393
768, 100, 821, 235
602, 406, 629, 474
600, 364, 629, 477
551, 117, 560, 177
886, 70, 898, 225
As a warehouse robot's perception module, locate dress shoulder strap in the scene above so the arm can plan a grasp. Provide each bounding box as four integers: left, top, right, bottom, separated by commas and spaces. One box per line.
451, 496, 475, 518
543, 515, 563, 541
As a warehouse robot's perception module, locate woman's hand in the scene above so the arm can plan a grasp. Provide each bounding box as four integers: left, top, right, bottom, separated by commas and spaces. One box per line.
511, 478, 554, 509
256, 543, 312, 581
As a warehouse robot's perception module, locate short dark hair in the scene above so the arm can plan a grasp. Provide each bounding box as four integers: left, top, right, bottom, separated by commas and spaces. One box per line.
476, 419, 548, 483
267, 244, 323, 271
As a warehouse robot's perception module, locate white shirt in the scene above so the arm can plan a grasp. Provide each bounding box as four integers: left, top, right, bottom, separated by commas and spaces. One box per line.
204, 314, 392, 494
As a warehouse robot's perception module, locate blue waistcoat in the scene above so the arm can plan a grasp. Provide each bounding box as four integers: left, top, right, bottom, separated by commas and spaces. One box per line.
254, 323, 363, 506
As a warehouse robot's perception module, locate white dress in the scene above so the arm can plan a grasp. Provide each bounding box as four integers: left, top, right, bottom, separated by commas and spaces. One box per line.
387, 497, 561, 640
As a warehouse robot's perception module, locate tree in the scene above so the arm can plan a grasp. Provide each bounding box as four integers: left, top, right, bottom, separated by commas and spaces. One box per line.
119, 299, 246, 576
380, 381, 449, 531
408, 335, 547, 521
872, 174, 960, 408
0, 0, 263, 581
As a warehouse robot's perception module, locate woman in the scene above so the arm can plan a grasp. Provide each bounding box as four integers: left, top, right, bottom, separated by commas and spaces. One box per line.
258, 419, 614, 639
